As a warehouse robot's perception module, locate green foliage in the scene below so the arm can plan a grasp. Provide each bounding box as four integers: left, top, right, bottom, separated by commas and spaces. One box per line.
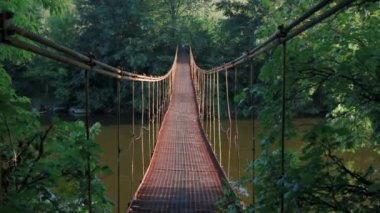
215, 180, 244, 212
2, 0, 380, 211
1, 1, 112, 211
0, 67, 112, 211
217, 0, 380, 211
0, 0, 71, 62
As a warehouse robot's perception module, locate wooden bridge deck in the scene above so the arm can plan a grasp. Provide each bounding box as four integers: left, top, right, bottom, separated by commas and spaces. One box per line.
129, 49, 225, 212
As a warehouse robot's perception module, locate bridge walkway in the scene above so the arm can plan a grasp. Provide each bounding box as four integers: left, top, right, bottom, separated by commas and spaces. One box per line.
129, 48, 225, 212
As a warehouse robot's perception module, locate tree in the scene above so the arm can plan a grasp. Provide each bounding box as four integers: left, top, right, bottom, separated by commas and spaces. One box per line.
1, 1, 112, 211
216, 0, 380, 211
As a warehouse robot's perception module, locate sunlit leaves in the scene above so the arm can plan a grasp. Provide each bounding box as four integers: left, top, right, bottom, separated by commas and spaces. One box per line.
216, 0, 380, 211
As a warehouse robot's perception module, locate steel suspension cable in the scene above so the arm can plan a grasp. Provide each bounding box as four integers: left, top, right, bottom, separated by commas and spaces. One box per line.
225, 69, 232, 179
191, 0, 356, 75
6, 25, 168, 81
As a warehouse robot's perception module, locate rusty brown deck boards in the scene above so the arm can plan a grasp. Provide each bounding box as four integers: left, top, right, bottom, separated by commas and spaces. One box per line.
129, 49, 225, 212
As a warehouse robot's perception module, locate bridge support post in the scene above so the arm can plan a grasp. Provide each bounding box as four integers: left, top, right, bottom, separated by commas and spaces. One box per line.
85, 54, 95, 213
0, 11, 14, 43
278, 24, 288, 213
250, 60, 256, 207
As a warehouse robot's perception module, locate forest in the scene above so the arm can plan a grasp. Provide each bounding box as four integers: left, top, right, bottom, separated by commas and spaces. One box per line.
1, 0, 380, 212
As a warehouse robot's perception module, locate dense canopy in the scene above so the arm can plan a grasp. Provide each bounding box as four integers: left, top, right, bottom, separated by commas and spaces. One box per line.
0, 0, 379, 212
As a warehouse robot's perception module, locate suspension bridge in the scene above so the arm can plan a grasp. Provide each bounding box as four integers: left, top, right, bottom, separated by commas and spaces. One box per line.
128, 48, 227, 212
0, 0, 362, 212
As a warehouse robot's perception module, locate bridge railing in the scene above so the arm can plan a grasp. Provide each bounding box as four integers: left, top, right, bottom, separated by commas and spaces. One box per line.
189, 0, 359, 211
0, 12, 178, 213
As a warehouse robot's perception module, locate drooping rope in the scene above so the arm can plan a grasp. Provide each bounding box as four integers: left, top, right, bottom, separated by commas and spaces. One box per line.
225, 68, 232, 179
130, 80, 135, 198
204, 74, 206, 126
162, 79, 166, 117
280, 32, 287, 213
250, 61, 256, 206
162, 79, 165, 116
205, 74, 209, 137
116, 79, 121, 213
148, 82, 151, 160
153, 80, 156, 149
166, 78, 168, 110
213, 73, 216, 153
197, 72, 202, 113
85, 62, 92, 213
209, 74, 212, 142
151, 81, 155, 151
200, 73, 203, 119
156, 81, 159, 140
199, 73, 203, 121
141, 82, 145, 176
162, 79, 164, 122
160, 80, 163, 125
204, 75, 208, 136
217, 72, 222, 164
234, 67, 241, 179
158, 81, 161, 133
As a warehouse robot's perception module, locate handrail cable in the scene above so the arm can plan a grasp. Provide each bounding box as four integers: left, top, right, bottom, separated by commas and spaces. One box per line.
2, 21, 178, 82
191, 0, 355, 74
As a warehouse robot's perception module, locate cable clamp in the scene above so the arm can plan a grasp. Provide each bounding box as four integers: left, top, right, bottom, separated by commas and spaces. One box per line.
87, 53, 96, 68
277, 24, 288, 43
0, 11, 14, 43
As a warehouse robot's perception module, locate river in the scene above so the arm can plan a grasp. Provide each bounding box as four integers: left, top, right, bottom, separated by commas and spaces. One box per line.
42, 114, 379, 212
